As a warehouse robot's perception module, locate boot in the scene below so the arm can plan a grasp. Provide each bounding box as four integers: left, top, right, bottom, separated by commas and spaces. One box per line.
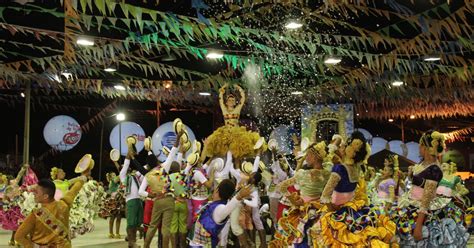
179, 233, 187, 248
127, 227, 137, 247
258, 230, 267, 248
237, 234, 250, 248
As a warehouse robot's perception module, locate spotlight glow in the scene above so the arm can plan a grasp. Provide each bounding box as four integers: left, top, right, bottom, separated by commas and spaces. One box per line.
206, 52, 224, 59
76, 38, 94, 46
285, 22, 303, 29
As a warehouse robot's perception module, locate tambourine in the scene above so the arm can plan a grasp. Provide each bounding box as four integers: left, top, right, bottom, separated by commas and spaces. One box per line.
144, 136, 152, 151
210, 158, 224, 172
253, 137, 265, 150
75, 154, 95, 173
241, 161, 253, 174
187, 153, 200, 166
109, 149, 120, 162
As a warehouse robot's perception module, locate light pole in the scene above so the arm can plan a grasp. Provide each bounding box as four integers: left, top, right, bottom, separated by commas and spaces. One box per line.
98, 112, 126, 182
116, 113, 126, 156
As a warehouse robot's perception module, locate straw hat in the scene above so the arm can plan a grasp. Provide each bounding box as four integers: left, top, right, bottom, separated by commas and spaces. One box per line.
109, 149, 120, 162
75, 154, 95, 173
187, 153, 200, 166
144, 136, 152, 151
242, 161, 253, 174
210, 158, 225, 172
173, 118, 184, 133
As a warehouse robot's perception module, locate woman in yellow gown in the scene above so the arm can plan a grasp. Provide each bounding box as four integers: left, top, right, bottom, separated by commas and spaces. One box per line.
202, 83, 262, 160
311, 131, 396, 248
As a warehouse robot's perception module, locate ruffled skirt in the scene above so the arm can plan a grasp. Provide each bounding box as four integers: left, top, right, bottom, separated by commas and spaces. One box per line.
271, 201, 322, 248
0, 205, 24, 231
311, 200, 396, 248
392, 200, 470, 247
69, 180, 106, 239
203, 125, 262, 159
99, 191, 125, 218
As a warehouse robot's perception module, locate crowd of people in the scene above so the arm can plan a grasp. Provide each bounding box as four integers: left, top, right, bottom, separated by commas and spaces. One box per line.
0, 84, 472, 248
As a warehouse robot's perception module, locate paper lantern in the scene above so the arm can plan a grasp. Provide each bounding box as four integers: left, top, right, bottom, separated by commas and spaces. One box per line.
371, 137, 388, 155
43, 115, 82, 151
269, 125, 292, 155
109, 122, 145, 156
405, 141, 421, 163
151, 122, 196, 162
388, 140, 406, 156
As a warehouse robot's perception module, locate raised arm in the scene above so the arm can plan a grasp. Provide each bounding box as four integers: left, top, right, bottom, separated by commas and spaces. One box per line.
243, 189, 259, 208
14, 165, 28, 184
235, 85, 246, 109
219, 151, 234, 177
119, 159, 131, 183
252, 155, 261, 173
219, 84, 228, 111
62, 176, 87, 207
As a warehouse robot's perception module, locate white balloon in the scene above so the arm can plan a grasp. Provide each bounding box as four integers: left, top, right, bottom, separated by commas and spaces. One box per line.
406, 141, 421, 163
43, 115, 82, 151
109, 122, 145, 156
371, 137, 388, 155
269, 125, 292, 155
151, 122, 196, 161
388, 140, 405, 156
355, 128, 373, 142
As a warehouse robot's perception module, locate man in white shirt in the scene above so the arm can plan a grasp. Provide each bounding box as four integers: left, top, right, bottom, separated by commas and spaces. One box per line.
119, 155, 143, 248
189, 180, 252, 248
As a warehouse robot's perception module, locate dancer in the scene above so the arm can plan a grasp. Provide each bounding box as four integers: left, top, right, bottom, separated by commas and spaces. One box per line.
120, 140, 145, 248
0, 164, 38, 245
227, 150, 262, 248
189, 180, 253, 248
267, 149, 289, 227
14, 167, 90, 247
168, 161, 188, 248
140, 133, 183, 248
202, 83, 263, 161
392, 131, 468, 246
272, 141, 330, 247
312, 131, 395, 247
373, 155, 403, 213
99, 172, 125, 239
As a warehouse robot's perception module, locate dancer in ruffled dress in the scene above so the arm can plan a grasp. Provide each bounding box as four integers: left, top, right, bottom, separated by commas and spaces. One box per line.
393, 131, 469, 247
202, 83, 263, 161
99, 172, 125, 239
0, 164, 37, 246
373, 155, 404, 213
271, 141, 330, 248
312, 131, 396, 247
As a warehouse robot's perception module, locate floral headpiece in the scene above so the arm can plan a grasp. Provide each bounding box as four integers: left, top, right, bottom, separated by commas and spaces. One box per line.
50, 167, 59, 180
344, 139, 371, 166
420, 131, 446, 156
449, 162, 457, 175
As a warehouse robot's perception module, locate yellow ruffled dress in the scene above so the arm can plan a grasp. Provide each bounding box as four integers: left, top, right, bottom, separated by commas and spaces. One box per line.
311, 165, 396, 248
